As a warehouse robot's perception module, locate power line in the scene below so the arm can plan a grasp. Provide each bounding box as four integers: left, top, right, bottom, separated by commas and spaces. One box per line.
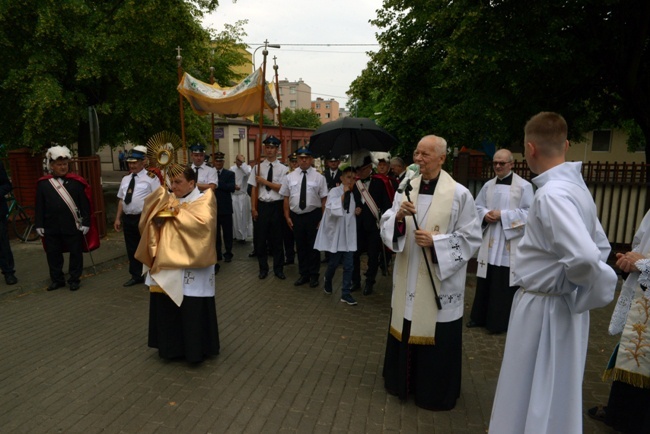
247, 43, 379, 47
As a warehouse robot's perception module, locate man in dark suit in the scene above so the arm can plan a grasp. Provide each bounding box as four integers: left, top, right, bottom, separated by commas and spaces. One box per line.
35, 145, 91, 292
323, 155, 343, 191
214, 152, 235, 262
351, 149, 392, 295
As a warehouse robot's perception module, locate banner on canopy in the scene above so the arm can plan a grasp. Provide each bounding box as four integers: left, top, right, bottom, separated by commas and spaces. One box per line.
177, 68, 278, 117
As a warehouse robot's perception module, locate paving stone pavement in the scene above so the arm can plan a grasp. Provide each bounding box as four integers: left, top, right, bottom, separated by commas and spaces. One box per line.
0, 230, 621, 433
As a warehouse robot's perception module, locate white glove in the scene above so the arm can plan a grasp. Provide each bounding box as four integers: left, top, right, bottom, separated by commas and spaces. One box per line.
36, 228, 45, 237
81, 226, 90, 235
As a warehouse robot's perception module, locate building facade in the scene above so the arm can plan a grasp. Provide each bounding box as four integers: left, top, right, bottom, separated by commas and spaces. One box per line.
277, 78, 312, 111
311, 98, 340, 124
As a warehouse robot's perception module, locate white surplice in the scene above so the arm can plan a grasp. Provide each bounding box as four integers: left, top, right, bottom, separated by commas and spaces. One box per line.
475, 173, 533, 285
313, 185, 357, 253
380, 174, 482, 333
229, 162, 252, 240
490, 162, 618, 434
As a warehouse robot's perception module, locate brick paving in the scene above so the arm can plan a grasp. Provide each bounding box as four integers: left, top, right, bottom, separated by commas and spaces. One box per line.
0, 183, 621, 433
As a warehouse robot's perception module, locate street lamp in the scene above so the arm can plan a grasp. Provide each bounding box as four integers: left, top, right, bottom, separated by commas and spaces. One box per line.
252, 42, 281, 70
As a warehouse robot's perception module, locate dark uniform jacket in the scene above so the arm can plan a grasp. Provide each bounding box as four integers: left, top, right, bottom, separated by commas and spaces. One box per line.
323, 168, 342, 190
215, 168, 235, 215
352, 177, 392, 232
35, 176, 90, 235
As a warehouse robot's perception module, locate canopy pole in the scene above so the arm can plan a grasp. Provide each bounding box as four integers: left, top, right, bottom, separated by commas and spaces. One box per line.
176, 46, 187, 164
252, 40, 270, 213
273, 56, 285, 160
209, 65, 216, 161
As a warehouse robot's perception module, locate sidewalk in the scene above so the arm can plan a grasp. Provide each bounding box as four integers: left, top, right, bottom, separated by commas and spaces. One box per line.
0, 184, 620, 432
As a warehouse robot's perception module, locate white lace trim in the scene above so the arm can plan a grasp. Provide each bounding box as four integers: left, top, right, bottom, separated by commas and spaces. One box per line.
636, 258, 650, 289
609, 283, 634, 335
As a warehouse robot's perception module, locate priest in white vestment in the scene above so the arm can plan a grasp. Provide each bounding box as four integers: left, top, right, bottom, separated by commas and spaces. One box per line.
380, 134, 481, 410
490, 112, 617, 433
467, 149, 534, 333
229, 154, 252, 242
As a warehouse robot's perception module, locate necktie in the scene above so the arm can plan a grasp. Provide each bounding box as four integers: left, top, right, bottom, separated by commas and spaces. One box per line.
299, 170, 307, 210
266, 163, 273, 191
124, 173, 136, 204
343, 190, 351, 213
195, 166, 200, 177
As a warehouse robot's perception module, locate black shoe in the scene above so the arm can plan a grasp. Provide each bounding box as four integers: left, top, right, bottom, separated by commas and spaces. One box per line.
350, 282, 361, 292
294, 276, 310, 286
238, 239, 247, 244
362, 282, 374, 296
47, 281, 65, 291
4, 273, 17, 285
309, 277, 319, 288
466, 320, 481, 329
69, 282, 80, 291
224, 255, 233, 263
214, 263, 221, 274
275, 272, 286, 280
258, 271, 268, 279
122, 278, 143, 287
248, 251, 257, 257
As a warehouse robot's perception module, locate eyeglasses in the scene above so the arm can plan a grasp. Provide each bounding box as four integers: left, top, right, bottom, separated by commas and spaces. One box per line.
493, 161, 511, 166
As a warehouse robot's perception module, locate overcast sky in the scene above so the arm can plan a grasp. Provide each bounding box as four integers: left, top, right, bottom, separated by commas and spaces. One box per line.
201, 0, 384, 110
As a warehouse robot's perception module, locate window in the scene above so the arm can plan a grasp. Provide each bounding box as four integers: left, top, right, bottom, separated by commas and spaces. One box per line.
290, 100, 297, 108
326, 113, 331, 118
592, 130, 612, 152
290, 86, 296, 94
325, 104, 330, 109
315, 103, 320, 109
316, 113, 321, 117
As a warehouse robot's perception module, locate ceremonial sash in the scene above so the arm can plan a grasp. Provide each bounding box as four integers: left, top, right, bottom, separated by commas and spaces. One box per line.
39, 174, 100, 252
391, 171, 456, 344
356, 179, 381, 227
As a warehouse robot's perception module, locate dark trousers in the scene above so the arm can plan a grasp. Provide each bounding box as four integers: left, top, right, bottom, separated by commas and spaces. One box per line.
0, 218, 15, 275
44, 232, 83, 284
122, 214, 143, 280
291, 208, 322, 278
470, 265, 518, 333
353, 228, 382, 285
216, 213, 233, 259
282, 217, 295, 262
255, 201, 284, 274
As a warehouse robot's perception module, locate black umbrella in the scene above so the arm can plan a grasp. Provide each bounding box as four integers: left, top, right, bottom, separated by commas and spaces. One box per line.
309, 117, 399, 158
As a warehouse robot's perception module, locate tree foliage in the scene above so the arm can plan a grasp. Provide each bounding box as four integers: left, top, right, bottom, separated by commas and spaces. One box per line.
281, 108, 321, 129
349, 0, 650, 159
0, 0, 248, 154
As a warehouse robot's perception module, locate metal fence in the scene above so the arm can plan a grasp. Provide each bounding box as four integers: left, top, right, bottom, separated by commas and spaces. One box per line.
455, 156, 649, 252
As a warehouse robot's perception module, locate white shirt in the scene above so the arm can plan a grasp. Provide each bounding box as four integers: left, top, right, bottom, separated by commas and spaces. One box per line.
117, 168, 161, 215
280, 167, 328, 213
248, 159, 288, 202
191, 162, 218, 188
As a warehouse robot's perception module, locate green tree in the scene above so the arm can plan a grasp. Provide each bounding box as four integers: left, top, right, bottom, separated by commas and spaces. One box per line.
281, 108, 321, 129
349, 0, 650, 159
0, 0, 248, 154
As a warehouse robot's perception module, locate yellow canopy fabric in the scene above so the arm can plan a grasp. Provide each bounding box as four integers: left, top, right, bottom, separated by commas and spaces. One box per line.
177, 69, 278, 117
